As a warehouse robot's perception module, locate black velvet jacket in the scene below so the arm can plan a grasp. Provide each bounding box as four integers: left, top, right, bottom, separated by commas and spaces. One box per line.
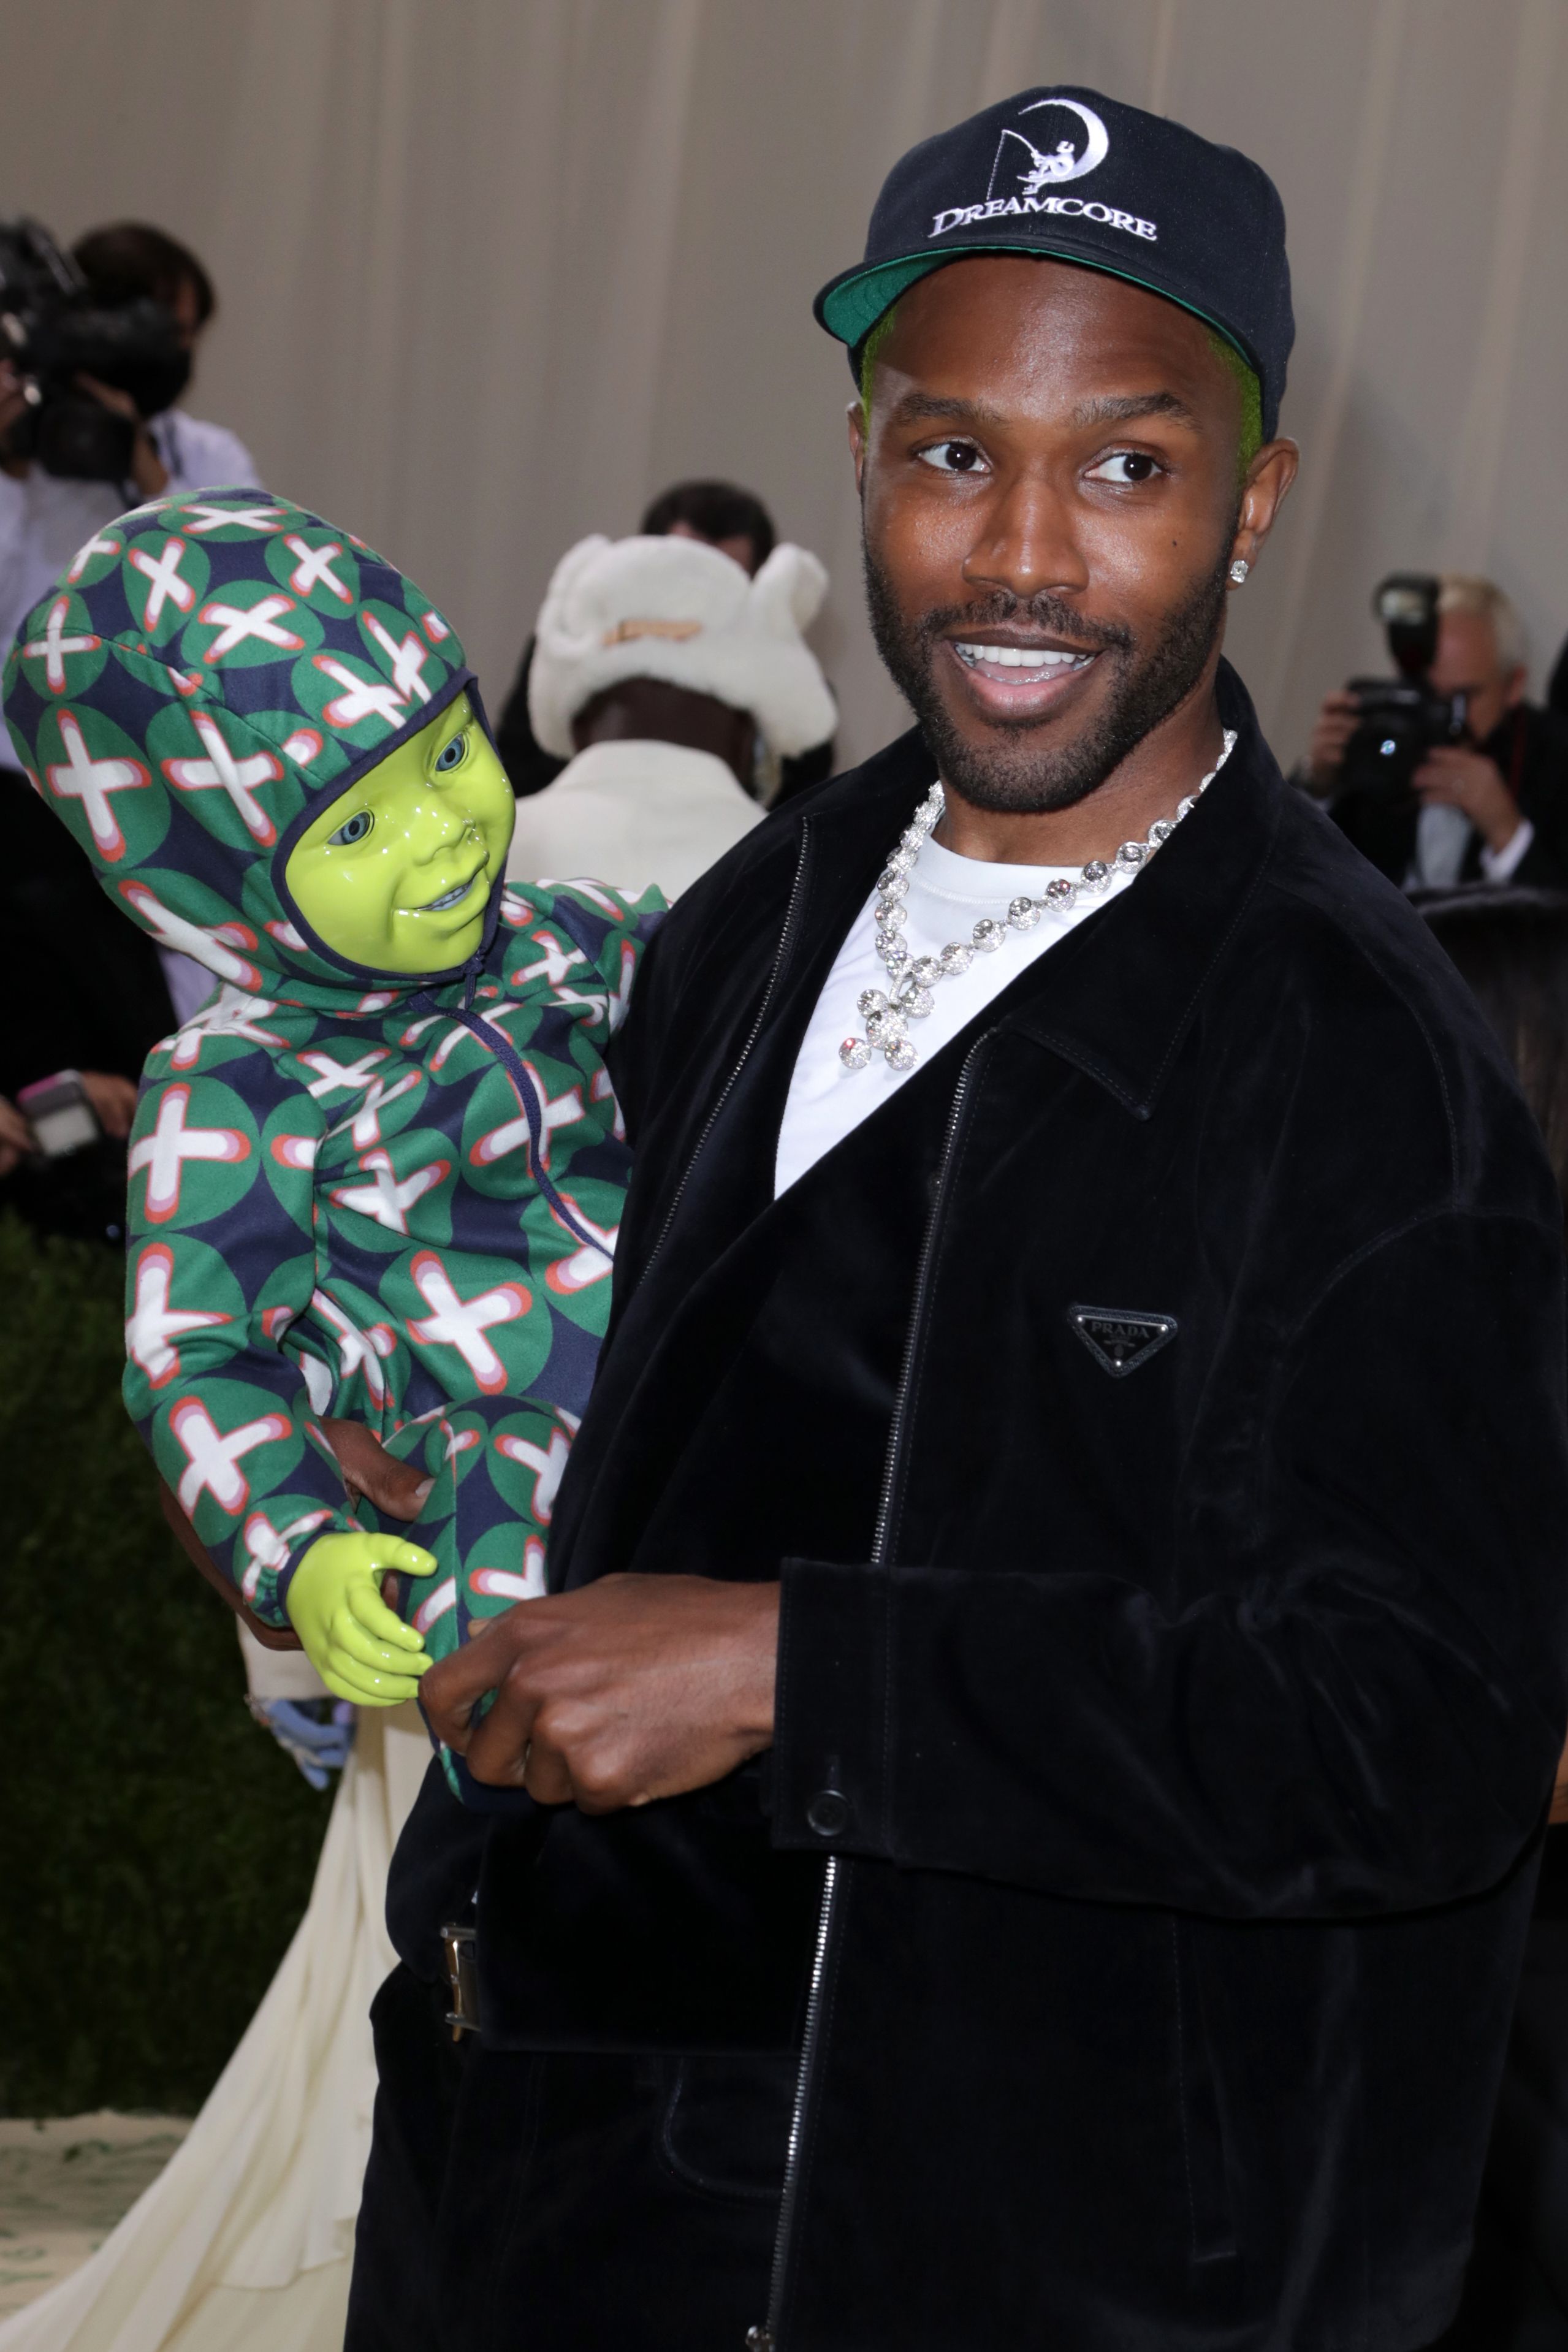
449, 665, 1568, 2351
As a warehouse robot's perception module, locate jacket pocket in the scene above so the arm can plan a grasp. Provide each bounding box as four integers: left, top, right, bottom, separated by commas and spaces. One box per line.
1171, 1916, 1239, 2264
657, 2053, 796, 2204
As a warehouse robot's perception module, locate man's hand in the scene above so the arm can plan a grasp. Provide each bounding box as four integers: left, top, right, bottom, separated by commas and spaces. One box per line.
1306, 689, 1360, 792
1412, 744, 1520, 853
284, 1531, 436, 1705
78, 1069, 139, 1140
75, 373, 169, 498
0, 1095, 34, 1179
0, 359, 31, 471
420, 1574, 780, 1811
320, 1415, 433, 1521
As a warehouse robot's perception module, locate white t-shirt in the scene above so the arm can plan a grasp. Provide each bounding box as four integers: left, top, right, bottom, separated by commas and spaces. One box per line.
775, 831, 1133, 1195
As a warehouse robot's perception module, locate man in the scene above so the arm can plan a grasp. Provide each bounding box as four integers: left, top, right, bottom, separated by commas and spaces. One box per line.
0, 222, 256, 1105
495, 478, 837, 802
1304, 574, 1568, 888
506, 528, 835, 897
0, 221, 257, 658
356, 89, 1568, 2352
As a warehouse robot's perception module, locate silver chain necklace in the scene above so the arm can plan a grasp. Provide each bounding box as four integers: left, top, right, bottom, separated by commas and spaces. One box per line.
839, 730, 1236, 1073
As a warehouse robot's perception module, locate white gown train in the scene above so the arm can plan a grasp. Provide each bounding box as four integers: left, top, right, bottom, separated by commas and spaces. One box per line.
0, 1705, 430, 2352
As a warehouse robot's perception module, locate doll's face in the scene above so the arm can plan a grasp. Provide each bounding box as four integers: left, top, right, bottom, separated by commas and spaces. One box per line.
285, 694, 514, 972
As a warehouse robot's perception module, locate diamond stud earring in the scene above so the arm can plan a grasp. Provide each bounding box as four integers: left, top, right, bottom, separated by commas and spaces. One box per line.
1228, 558, 1249, 585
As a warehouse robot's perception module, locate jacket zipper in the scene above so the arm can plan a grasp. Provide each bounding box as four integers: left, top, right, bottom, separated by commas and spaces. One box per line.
646, 822, 815, 1278
748, 1035, 989, 2352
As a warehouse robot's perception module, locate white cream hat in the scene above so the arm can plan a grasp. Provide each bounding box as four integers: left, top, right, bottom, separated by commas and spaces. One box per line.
527, 533, 837, 759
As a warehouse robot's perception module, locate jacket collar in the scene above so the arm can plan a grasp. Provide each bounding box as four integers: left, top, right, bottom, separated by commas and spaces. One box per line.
782, 661, 1286, 1123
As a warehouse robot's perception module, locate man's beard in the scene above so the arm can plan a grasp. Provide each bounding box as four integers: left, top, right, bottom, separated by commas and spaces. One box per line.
862, 537, 1233, 816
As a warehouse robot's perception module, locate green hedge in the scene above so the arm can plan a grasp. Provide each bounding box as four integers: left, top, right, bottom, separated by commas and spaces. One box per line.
0, 1214, 330, 2116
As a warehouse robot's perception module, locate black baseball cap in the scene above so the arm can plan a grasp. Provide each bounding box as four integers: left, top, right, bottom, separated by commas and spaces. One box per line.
815, 86, 1294, 439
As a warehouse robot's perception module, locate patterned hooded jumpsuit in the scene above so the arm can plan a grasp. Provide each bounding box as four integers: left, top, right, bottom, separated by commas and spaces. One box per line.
1, 487, 660, 1783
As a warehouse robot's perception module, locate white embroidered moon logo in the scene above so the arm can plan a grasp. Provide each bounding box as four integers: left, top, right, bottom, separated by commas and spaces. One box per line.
990, 97, 1111, 202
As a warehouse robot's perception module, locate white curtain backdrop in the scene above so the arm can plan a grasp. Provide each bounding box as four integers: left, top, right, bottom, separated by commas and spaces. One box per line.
3, 0, 1565, 770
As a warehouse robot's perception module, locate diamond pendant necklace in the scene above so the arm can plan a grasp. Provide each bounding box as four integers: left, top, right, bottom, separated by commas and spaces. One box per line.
839, 729, 1236, 1073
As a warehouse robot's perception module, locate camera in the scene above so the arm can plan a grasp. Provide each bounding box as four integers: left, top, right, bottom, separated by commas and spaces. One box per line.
0, 216, 189, 482
1339, 575, 1469, 797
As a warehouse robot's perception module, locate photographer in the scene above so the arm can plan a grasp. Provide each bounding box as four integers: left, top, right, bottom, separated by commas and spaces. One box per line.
0, 224, 250, 1176
1304, 574, 1568, 889
0, 223, 256, 662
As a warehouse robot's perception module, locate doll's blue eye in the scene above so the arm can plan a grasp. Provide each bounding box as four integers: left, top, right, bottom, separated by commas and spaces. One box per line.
434, 733, 468, 773
329, 809, 373, 845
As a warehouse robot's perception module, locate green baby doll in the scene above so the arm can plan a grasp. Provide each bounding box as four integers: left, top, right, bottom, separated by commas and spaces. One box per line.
1, 487, 660, 1759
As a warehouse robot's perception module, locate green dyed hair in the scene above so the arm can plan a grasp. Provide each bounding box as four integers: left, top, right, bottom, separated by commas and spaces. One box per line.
857, 296, 1264, 479
1206, 327, 1263, 480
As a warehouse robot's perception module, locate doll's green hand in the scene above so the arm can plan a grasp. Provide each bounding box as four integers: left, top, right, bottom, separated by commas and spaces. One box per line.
284, 1533, 437, 1705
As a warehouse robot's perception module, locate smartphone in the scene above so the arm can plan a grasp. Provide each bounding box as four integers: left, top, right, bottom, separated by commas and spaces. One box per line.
15, 1070, 102, 1159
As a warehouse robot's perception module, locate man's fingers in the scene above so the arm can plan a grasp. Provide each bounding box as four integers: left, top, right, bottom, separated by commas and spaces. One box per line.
425, 1625, 542, 1758
458, 1672, 542, 1780
321, 1418, 433, 1521
419, 1606, 536, 1732
520, 1737, 574, 1806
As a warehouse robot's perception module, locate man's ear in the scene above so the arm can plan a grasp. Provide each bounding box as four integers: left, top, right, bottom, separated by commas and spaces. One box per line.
1230, 438, 1299, 574
1504, 663, 1529, 710
847, 400, 867, 494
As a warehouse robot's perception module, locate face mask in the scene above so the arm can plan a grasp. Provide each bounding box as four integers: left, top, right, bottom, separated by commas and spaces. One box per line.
284, 693, 515, 972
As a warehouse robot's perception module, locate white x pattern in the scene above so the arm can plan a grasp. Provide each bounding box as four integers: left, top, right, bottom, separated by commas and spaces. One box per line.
314, 656, 408, 731
198, 595, 303, 662
129, 538, 196, 630
330, 1149, 450, 1235
163, 712, 285, 843
126, 1244, 231, 1386
361, 609, 435, 702
129, 1084, 249, 1221
285, 535, 352, 602
170, 1399, 290, 1517
23, 598, 101, 693
46, 713, 147, 857
407, 1252, 529, 1393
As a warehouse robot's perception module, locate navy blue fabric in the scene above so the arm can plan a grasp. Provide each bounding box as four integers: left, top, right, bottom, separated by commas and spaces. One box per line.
816, 84, 1294, 435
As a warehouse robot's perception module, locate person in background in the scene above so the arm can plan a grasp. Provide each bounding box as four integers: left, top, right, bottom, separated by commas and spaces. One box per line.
0, 222, 258, 664
1303, 576, 1568, 890
494, 478, 836, 803
506, 531, 835, 900
1548, 631, 1568, 723
0, 223, 256, 1142
1421, 885, 1568, 2352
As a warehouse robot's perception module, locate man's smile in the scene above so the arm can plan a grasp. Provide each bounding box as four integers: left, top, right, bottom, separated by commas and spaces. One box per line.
943, 630, 1102, 719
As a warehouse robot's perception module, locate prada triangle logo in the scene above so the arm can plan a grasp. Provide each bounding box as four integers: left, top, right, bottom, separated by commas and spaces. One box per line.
1068, 1303, 1178, 1377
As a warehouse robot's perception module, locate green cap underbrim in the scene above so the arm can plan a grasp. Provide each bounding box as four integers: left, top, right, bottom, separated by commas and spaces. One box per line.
817, 247, 1257, 384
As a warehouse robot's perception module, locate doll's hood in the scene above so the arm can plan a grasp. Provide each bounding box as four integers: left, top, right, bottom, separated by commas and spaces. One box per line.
1, 485, 485, 1012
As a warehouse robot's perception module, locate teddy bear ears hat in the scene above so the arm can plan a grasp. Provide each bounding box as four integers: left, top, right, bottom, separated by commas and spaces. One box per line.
528, 533, 837, 761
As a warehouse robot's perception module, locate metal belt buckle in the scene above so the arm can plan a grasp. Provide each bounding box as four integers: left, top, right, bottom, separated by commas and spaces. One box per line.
440, 1921, 480, 2041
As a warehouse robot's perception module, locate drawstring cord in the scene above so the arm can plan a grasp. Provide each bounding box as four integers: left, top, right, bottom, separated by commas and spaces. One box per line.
409, 983, 607, 1260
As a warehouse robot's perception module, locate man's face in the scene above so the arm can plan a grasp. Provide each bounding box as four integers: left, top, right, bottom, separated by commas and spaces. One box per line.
285, 693, 515, 972
852, 256, 1290, 815
1428, 609, 1526, 745
170, 276, 205, 354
